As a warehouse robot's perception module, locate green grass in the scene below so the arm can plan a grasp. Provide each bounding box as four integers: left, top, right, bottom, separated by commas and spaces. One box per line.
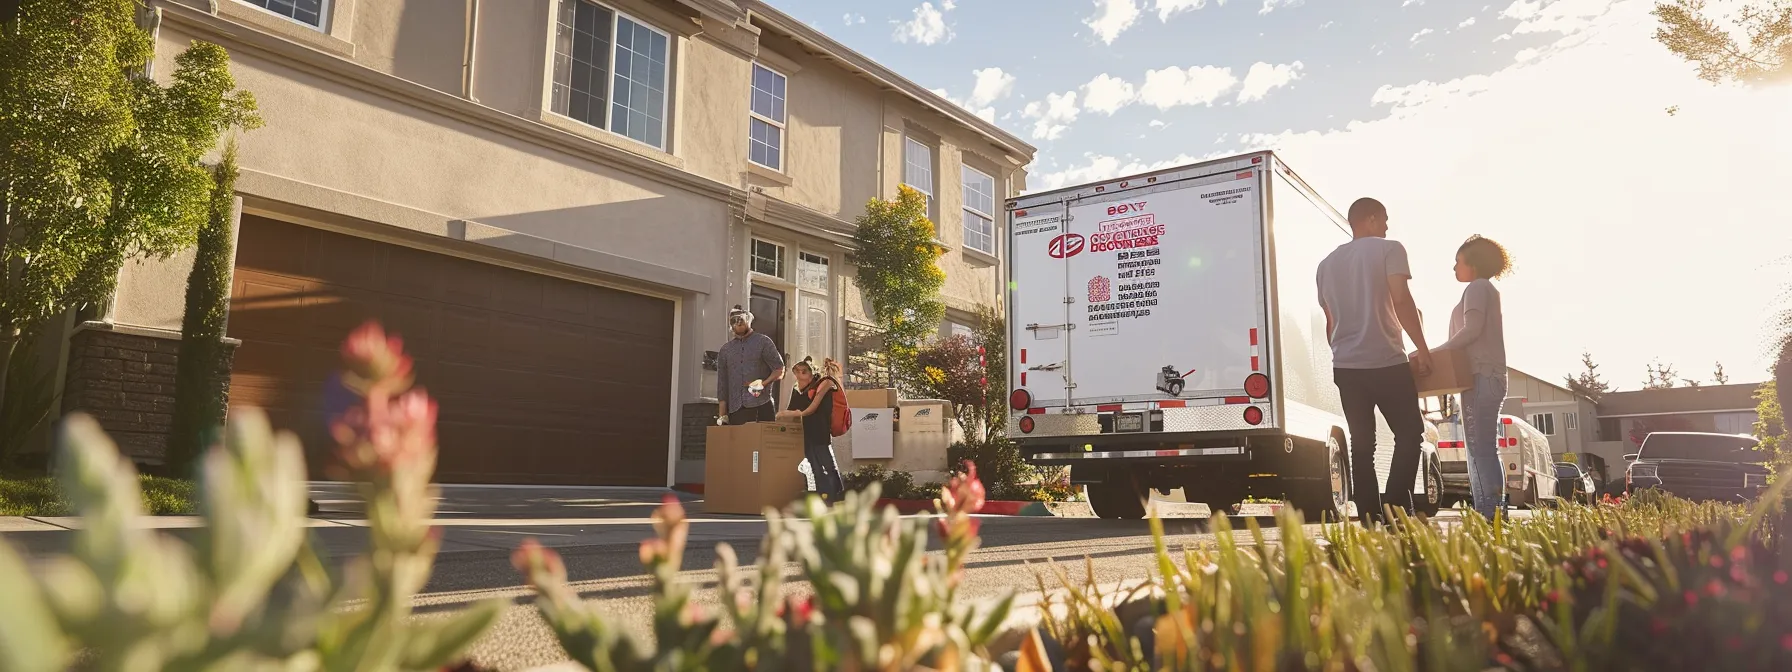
0, 474, 197, 516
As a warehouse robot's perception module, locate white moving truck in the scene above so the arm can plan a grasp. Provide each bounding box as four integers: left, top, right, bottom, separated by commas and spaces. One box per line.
1004, 151, 1441, 520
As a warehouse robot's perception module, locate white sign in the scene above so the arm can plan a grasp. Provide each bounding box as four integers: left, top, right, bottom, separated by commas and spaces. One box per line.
850, 408, 894, 459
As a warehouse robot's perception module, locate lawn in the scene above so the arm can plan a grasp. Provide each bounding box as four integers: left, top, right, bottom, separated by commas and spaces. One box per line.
0, 473, 197, 517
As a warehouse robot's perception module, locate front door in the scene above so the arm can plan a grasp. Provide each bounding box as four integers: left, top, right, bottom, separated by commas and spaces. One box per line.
750, 284, 787, 403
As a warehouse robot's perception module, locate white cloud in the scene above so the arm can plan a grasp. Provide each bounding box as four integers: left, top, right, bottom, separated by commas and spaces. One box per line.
1098, 0, 1792, 381
1404, 0, 1427, 5
1082, 73, 1138, 114
1023, 91, 1081, 141
1460, 17, 1479, 28
1237, 61, 1305, 103
1086, 0, 1143, 44
843, 13, 866, 25
1155, 0, 1221, 21
1138, 65, 1238, 109
1259, 0, 1304, 14
1515, 47, 1542, 61
969, 67, 1017, 107
1036, 153, 1202, 191
1149, 119, 1169, 128
1502, 0, 1617, 35
1411, 27, 1435, 43
1494, 33, 1513, 41
894, 2, 953, 45
931, 87, 997, 122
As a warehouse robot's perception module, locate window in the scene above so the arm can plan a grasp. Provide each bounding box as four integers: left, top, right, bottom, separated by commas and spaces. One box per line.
947, 322, 973, 340
551, 0, 670, 149
797, 252, 829, 293
903, 137, 935, 221
1564, 412, 1579, 430
750, 239, 785, 278
239, 0, 327, 28
961, 165, 996, 255
1531, 413, 1556, 436
748, 64, 787, 171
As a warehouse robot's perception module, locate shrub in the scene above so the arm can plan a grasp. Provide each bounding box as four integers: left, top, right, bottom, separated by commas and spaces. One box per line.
0, 322, 501, 671
950, 436, 1043, 502
167, 142, 243, 475
513, 465, 1014, 671
843, 463, 932, 500
911, 335, 988, 433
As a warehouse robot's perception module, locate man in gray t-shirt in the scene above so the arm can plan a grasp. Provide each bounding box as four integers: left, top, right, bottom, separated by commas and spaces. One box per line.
716, 306, 785, 425
1316, 197, 1431, 524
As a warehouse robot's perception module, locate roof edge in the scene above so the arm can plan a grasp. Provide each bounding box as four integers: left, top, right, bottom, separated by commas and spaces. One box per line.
739, 1, 1036, 160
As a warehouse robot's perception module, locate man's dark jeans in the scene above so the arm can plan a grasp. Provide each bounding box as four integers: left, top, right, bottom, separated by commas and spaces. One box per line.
727, 402, 776, 426
1333, 363, 1426, 524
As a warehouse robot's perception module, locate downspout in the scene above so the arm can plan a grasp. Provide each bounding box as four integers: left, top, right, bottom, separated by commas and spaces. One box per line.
460, 0, 480, 100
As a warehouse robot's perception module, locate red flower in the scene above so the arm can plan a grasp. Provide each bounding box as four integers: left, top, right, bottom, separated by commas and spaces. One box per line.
512, 538, 567, 583
1774, 570, 1788, 585
1684, 590, 1699, 607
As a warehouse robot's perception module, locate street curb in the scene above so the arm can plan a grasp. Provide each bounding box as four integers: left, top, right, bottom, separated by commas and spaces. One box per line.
873, 499, 1055, 516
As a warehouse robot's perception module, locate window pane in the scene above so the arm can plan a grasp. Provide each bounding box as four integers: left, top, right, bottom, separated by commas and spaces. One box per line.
963, 212, 994, 254
750, 64, 787, 123
609, 17, 668, 148
798, 252, 830, 293
551, 0, 612, 128
243, 0, 325, 27
752, 240, 785, 277
904, 138, 932, 195
962, 166, 996, 216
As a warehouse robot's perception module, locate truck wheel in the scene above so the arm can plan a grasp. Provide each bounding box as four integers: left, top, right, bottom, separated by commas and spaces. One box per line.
1415, 459, 1442, 516
1292, 433, 1350, 524
1085, 469, 1148, 520
1166, 380, 1185, 396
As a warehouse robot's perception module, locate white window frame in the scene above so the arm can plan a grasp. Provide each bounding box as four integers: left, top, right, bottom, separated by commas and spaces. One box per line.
748, 63, 788, 172
549, 0, 673, 150
1531, 413, 1556, 436
903, 136, 936, 222
797, 251, 830, 295
236, 0, 331, 30
960, 165, 997, 255
750, 238, 787, 280
1564, 412, 1578, 430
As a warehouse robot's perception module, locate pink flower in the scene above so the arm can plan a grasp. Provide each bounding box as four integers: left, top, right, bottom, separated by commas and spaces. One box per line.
512, 538, 567, 583
639, 538, 670, 566
343, 321, 413, 383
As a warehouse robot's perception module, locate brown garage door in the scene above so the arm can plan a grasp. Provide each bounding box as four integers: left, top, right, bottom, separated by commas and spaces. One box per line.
227, 215, 674, 486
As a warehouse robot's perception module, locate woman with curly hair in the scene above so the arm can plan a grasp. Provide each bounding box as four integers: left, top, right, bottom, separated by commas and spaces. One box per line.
1436, 235, 1513, 521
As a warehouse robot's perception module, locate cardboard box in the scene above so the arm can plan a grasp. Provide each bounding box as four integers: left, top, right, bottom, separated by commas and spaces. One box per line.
898, 402, 948, 434
703, 422, 806, 515
846, 388, 900, 411
848, 407, 895, 459
1414, 348, 1473, 397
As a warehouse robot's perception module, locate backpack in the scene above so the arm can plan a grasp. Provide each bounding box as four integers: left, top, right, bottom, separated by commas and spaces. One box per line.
821, 377, 852, 437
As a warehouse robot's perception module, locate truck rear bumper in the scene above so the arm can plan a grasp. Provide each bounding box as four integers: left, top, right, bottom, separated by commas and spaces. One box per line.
1029, 445, 1247, 465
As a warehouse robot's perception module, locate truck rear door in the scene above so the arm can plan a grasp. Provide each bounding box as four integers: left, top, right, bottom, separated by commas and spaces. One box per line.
1062, 170, 1267, 408
1009, 204, 1072, 407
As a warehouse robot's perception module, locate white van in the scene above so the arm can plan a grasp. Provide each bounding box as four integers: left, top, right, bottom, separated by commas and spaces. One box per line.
1434, 414, 1558, 508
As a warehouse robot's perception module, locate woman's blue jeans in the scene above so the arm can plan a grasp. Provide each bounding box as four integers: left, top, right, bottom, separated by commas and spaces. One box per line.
1462, 373, 1507, 520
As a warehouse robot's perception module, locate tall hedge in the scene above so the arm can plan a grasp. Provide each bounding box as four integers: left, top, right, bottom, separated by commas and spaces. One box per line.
167, 142, 240, 474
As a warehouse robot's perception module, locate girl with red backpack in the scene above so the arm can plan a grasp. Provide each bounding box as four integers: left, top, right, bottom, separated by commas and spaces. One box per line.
778, 357, 847, 502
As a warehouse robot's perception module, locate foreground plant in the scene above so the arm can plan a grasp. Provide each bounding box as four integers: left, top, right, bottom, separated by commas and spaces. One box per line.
514, 463, 1011, 671
0, 321, 501, 671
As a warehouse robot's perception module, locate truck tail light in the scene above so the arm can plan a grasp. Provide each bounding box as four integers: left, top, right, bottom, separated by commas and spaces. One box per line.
1242, 406, 1264, 426
1244, 373, 1270, 399
1501, 417, 1514, 425
1010, 389, 1032, 411
1018, 416, 1035, 434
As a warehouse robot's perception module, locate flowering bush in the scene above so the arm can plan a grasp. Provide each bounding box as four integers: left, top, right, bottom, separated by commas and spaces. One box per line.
0, 321, 501, 672
515, 462, 1014, 671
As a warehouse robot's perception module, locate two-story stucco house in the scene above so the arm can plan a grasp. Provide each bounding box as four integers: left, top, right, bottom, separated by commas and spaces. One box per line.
39, 0, 1034, 488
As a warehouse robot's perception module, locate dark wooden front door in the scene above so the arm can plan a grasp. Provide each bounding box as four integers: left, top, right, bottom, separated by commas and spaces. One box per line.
749, 284, 786, 404
227, 216, 675, 486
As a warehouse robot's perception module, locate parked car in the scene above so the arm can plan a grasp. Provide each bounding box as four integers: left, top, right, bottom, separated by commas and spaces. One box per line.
1432, 414, 1558, 509
1554, 462, 1596, 504
1624, 432, 1770, 502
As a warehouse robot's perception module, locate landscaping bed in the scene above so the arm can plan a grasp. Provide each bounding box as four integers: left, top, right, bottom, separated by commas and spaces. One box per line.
0, 473, 197, 517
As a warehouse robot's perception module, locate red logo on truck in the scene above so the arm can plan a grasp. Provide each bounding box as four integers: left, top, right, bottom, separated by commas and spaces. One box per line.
1106, 202, 1147, 216
1047, 234, 1086, 259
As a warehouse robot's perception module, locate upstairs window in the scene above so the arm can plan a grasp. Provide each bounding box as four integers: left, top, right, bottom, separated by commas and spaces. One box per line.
551, 0, 671, 149
749, 64, 788, 171
239, 0, 327, 28
903, 137, 936, 225
961, 166, 996, 255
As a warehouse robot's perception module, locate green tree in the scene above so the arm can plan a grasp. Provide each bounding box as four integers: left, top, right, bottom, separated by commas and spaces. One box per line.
1565, 350, 1612, 402
1643, 359, 1682, 390
849, 185, 946, 392
1756, 379, 1784, 466
972, 305, 1007, 443
0, 0, 259, 413
1713, 361, 1731, 384
1654, 0, 1792, 84
166, 141, 239, 473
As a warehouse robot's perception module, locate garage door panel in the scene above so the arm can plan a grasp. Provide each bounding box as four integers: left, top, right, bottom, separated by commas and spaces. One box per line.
229, 216, 675, 486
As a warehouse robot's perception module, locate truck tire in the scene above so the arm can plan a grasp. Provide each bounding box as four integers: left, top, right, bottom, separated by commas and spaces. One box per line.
1291, 433, 1350, 524
1085, 469, 1148, 520
1415, 458, 1442, 516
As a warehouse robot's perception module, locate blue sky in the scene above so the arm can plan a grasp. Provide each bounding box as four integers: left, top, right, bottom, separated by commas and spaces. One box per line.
768, 0, 1792, 390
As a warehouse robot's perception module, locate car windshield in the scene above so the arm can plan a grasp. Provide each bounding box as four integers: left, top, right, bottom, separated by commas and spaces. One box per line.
1554, 464, 1579, 478
1638, 433, 1766, 463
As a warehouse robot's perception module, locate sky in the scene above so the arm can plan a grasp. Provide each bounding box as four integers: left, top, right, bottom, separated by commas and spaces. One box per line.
770, 0, 1792, 389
